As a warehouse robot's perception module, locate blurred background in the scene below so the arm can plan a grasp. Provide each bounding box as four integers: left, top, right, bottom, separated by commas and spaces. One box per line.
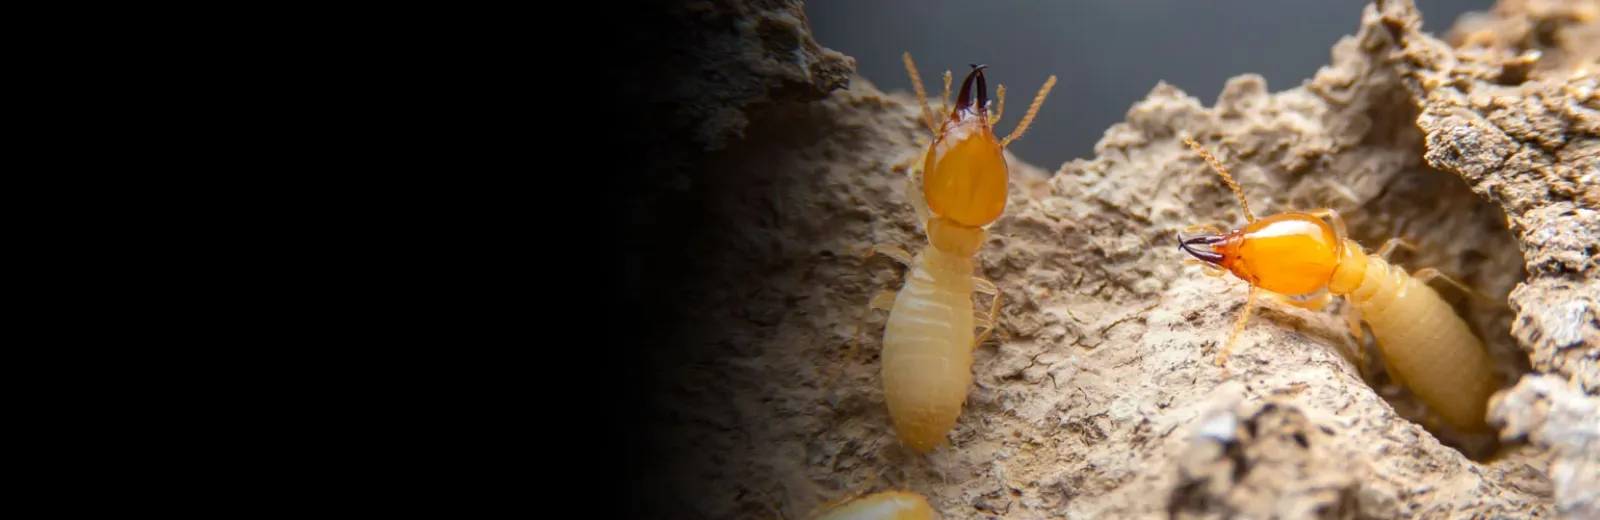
806, 0, 1491, 170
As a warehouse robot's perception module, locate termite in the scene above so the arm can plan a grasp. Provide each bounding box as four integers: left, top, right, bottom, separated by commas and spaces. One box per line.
1174, 137, 1504, 434
808, 490, 934, 520
854, 53, 1056, 453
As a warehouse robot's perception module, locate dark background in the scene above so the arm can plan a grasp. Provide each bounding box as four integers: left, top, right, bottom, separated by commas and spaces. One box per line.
805, 0, 1489, 169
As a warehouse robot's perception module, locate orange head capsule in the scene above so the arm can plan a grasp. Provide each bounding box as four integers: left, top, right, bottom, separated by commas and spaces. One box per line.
921, 64, 1009, 229
1180, 212, 1344, 296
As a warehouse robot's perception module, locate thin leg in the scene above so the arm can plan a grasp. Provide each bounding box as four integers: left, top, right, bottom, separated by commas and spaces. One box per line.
974, 310, 1003, 336
1262, 290, 1336, 311
1302, 207, 1350, 242
865, 244, 914, 267
905, 162, 931, 232
1341, 297, 1365, 340
902, 52, 938, 135
1000, 74, 1057, 147
1183, 224, 1224, 234
1413, 267, 1506, 308
848, 289, 900, 364
1374, 237, 1416, 260
973, 277, 1002, 348
845, 245, 908, 377
1215, 285, 1259, 366
1263, 288, 1367, 373
1341, 295, 1367, 377
973, 277, 998, 295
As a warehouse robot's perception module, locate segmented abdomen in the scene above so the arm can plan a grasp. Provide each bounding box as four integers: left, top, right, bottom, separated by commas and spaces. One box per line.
1347, 255, 1500, 434
812, 491, 933, 520
881, 246, 976, 452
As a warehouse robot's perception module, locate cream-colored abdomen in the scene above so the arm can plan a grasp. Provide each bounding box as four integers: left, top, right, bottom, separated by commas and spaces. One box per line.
1347, 255, 1500, 434
881, 246, 976, 452
812, 491, 934, 520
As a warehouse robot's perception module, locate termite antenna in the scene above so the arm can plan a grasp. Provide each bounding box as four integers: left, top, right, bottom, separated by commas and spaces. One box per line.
940, 70, 952, 115
991, 83, 1006, 125
1000, 74, 1056, 148
1182, 137, 1255, 223
903, 52, 939, 135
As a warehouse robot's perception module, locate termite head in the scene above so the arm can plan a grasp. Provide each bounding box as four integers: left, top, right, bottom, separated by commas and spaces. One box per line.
922, 63, 1009, 229
1180, 213, 1343, 295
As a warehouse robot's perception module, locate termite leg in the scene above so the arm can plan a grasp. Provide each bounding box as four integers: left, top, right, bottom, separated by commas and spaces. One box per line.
1303, 207, 1350, 242
1341, 295, 1367, 374
848, 289, 900, 364
973, 276, 1002, 348
865, 244, 914, 267
1264, 289, 1369, 375
1262, 290, 1337, 311
973, 276, 998, 295
1216, 285, 1260, 366
847, 244, 912, 375
1413, 267, 1506, 308
1374, 237, 1416, 260
1183, 224, 1223, 234
905, 161, 931, 232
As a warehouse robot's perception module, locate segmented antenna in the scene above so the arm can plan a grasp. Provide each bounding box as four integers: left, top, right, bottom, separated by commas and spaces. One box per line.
902, 52, 938, 135
1182, 137, 1255, 223
1000, 75, 1056, 148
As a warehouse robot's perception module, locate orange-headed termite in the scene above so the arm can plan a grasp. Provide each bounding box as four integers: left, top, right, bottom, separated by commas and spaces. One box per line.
1176, 137, 1503, 434
852, 53, 1056, 453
